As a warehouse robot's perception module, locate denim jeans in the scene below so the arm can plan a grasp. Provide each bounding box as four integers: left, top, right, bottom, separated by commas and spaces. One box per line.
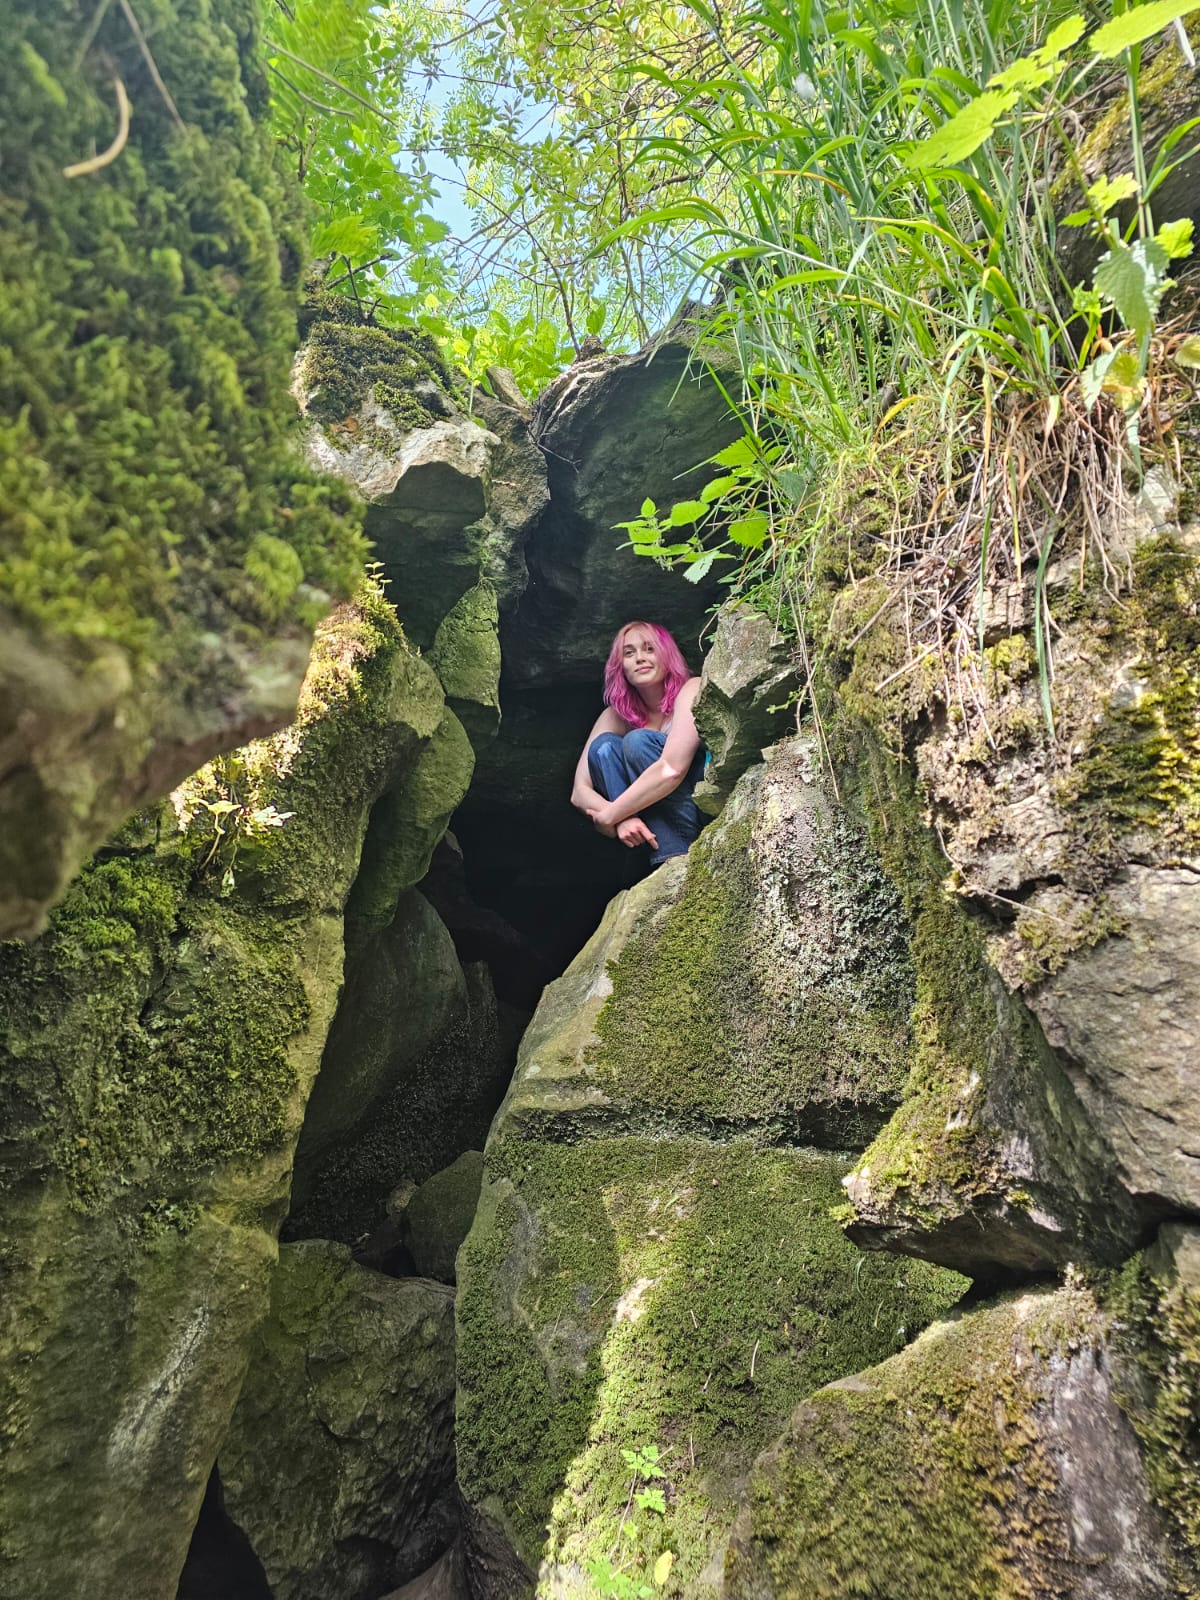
587, 728, 706, 865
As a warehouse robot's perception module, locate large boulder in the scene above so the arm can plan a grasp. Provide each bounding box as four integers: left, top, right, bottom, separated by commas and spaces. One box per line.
219, 1241, 457, 1600
0, 583, 448, 1599
0, 0, 363, 940
455, 743, 966, 1596
725, 1282, 1187, 1599
499, 739, 915, 1149
504, 339, 741, 684
287, 958, 511, 1245
300, 325, 547, 650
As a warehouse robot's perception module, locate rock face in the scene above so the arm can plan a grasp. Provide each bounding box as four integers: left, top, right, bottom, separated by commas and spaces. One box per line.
691, 603, 805, 816
402, 1151, 486, 1283
725, 1283, 1185, 1600
506, 340, 740, 683
456, 743, 966, 1596
0, 0, 364, 940
450, 335, 745, 990
0, 585, 449, 1600
219, 1241, 457, 1600
835, 526, 1199, 1276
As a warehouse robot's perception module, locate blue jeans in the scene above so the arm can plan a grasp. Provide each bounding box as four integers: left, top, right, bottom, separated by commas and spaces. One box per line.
587, 729, 706, 865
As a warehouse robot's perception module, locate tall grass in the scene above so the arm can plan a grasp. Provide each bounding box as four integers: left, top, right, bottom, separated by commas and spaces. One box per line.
615, 0, 1198, 727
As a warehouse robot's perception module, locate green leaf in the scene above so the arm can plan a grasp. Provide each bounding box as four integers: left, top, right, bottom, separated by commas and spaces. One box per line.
311, 216, 375, 257
906, 88, 1018, 171
1090, 0, 1200, 58
1093, 238, 1169, 342
640, 498, 657, 518
709, 437, 758, 468
728, 512, 769, 547
1157, 217, 1195, 260
1086, 172, 1139, 216
1173, 333, 1200, 368
1036, 14, 1088, 59
668, 499, 710, 526
1081, 351, 1114, 410
683, 550, 716, 582
700, 474, 740, 503
653, 1552, 675, 1588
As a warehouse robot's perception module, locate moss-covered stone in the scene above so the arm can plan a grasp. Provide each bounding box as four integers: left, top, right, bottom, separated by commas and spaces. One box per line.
0, 0, 366, 937
839, 743, 1143, 1280
1107, 1224, 1200, 1574
0, 578, 448, 1599
725, 1284, 1182, 1599
456, 1138, 965, 1597
294, 303, 454, 434
429, 580, 503, 742
498, 740, 915, 1151
218, 1241, 457, 1600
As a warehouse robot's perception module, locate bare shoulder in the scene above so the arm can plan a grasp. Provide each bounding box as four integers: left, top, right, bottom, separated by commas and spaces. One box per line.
676, 676, 702, 707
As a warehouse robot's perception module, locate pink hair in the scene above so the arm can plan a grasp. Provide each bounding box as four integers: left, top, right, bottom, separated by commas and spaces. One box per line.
603, 621, 692, 727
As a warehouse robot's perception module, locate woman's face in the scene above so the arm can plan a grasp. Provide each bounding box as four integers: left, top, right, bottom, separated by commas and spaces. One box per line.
621, 627, 665, 693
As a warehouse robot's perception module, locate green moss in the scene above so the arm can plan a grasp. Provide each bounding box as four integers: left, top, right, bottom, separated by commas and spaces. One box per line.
1064, 536, 1200, 845
590, 800, 914, 1143
1106, 1241, 1200, 1571
456, 1138, 965, 1590
823, 578, 943, 741
732, 1288, 1098, 1600
0, 576, 421, 1216
0, 0, 365, 662
837, 748, 1011, 1220
296, 306, 453, 432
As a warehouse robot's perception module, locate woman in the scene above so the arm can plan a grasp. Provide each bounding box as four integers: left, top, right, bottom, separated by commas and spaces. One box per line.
570, 620, 706, 865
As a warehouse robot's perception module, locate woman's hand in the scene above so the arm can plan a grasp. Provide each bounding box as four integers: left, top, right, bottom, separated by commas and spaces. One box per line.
617, 816, 657, 850
585, 804, 618, 838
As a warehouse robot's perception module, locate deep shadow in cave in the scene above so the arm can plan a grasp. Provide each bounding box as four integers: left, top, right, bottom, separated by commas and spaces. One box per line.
176, 1467, 273, 1600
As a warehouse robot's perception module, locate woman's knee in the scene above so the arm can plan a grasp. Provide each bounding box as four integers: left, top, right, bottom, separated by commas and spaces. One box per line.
622, 728, 661, 768
589, 732, 623, 761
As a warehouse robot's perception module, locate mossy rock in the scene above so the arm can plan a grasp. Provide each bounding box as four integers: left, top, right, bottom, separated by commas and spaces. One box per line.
726, 1283, 1185, 1600
429, 581, 503, 744
219, 1241, 457, 1600
0, 580, 445, 1599
499, 738, 915, 1149
0, 0, 365, 938
839, 743, 1144, 1282
456, 1138, 965, 1597
402, 1149, 486, 1283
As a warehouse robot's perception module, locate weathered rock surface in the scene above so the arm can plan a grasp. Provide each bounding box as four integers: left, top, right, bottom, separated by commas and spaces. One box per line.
456, 739, 966, 1596
303, 384, 546, 649
498, 738, 915, 1148
287, 959, 511, 1244
0, 0, 363, 941
402, 1150, 486, 1283
691, 603, 805, 816
292, 890, 468, 1191
0, 586, 446, 1600
1028, 861, 1200, 1211
220, 1241, 457, 1600
504, 338, 739, 684
725, 1284, 1185, 1600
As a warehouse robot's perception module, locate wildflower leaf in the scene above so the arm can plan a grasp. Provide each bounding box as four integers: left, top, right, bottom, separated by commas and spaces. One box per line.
653, 1552, 675, 1587
1173, 333, 1200, 368
1090, 0, 1200, 58
1156, 217, 1194, 259
728, 512, 769, 547
906, 88, 1018, 171
1093, 237, 1169, 343
668, 499, 710, 526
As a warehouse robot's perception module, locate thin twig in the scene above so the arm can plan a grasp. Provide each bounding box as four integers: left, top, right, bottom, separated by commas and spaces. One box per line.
74, 0, 117, 69
118, 0, 184, 130
64, 75, 130, 177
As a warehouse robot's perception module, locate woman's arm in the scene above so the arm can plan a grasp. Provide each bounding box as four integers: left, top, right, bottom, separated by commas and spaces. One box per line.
571, 706, 628, 818
589, 679, 702, 829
